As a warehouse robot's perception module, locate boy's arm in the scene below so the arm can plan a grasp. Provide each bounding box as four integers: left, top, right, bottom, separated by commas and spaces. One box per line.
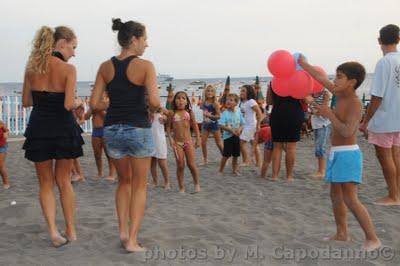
315, 100, 361, 138
84, 108, 93, 120
298, 55, 335, 93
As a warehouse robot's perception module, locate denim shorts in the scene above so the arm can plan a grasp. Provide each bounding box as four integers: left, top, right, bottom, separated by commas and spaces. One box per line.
314, 125, 331, 158
0, 144, 7, 154
104, 124, 155, 159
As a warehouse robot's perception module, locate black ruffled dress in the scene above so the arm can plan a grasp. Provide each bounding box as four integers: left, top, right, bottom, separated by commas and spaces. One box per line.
22, 91, 84, 162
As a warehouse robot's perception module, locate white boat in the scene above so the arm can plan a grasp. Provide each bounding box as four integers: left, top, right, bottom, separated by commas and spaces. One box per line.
157, 74, 173, 83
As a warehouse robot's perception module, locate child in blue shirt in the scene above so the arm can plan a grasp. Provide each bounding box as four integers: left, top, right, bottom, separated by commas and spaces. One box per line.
218, 94, 244, 175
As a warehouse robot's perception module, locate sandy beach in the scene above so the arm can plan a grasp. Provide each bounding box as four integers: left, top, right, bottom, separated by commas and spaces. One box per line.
0, 134, 399, 265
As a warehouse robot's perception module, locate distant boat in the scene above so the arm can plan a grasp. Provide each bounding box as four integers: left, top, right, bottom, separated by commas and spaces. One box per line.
189, 80, 206, 86
157, 74, 173, 83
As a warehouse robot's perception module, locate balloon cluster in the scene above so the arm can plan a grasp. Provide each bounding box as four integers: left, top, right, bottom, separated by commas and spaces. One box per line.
267, 50, 327, 99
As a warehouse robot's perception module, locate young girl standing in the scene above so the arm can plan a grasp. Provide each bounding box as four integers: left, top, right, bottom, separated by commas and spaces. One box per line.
151, 108, 170, 189
0, 121, 10, 189
200, 85, 223, 165
167, 91, 201, 193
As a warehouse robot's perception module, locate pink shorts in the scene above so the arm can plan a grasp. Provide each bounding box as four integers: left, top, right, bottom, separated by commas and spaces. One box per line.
368, 131, 400, 148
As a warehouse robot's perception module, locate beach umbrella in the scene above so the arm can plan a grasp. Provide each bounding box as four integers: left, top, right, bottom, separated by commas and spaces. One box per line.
219, 75, 230, 108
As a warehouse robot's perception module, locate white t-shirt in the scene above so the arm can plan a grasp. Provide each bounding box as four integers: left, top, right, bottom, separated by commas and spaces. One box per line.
240, 99, 258, 128
368, 52, 400, 133
151, 113, 167, 159
311, 89, 331, 129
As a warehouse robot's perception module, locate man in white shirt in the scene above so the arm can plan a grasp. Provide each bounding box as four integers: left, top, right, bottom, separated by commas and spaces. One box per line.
360, 24, 400, 206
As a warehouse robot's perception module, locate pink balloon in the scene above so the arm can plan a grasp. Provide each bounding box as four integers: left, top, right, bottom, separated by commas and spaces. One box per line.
267, 50, 296, 79
312, 66, 327, 93
289, 70, 313, 99
271, 77, 290, 97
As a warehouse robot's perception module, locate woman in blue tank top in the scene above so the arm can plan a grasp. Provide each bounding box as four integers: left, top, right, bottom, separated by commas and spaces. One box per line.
90, 18, 160, 252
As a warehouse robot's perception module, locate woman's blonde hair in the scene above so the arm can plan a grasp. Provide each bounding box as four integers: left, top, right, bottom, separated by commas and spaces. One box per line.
202, 84, 217, 105
26, 26, 76, 74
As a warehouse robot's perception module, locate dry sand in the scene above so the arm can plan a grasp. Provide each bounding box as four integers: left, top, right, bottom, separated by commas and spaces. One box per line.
0, 135, 399, 265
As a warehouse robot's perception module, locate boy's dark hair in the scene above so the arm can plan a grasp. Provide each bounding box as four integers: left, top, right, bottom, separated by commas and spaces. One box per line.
379, 24, 400, 45
242, 85, 256, 100
336, 62, 366, 90
172, 91, 192, 111
227, 93, 240, 103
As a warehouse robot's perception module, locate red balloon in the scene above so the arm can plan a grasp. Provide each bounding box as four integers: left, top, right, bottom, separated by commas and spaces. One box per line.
312, 66, 327, 93
258, 126, 272, 143
267, 50, 296, 79
271, 77, 290, 97
289, 70, 313, 99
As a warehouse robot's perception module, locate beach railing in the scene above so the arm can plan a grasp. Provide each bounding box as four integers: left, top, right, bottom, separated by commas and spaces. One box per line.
0, 96, 93, 136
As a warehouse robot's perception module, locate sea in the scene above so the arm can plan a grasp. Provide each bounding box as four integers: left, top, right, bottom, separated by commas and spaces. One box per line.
0, 74, 374, 99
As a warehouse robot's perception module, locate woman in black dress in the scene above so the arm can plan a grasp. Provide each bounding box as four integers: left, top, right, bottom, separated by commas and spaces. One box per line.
22, 26, 84, 247
267, 82, 304, 181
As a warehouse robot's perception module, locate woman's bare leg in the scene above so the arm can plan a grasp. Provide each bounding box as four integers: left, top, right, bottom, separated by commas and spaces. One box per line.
92, 136, 104, 178
112, 157, 132, 245
54, 159, 76, 241
125, 157, 151, 252
285, 142, 297, 181
35, 160, 68, 247
271, 142, 283, 180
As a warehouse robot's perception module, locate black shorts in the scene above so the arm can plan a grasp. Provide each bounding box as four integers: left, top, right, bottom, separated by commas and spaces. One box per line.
223, 136, 240, 157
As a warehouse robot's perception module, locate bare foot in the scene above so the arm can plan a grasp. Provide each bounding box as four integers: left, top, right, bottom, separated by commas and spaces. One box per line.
125, 242, 146, 252
179, 188, 185, 194
374, 197, 400, 206
164, 182, 171, 190
218, 171, 224, 176
361, 239, 381, 252
200, 159, 208, 166
65, 231, 77, 241
194, 184, 201, 193
287, 176, 294, 182
104, 175, 117, 181
311, 172, 325, 179
233, 171, 241, 176
152, 182, 158, 188
71, 175, 85, 183
96, 173, 103, 179
271, 176, 278, 181
323, 234, 349, 242
3, 183, 10, 189
50, 234, 69, 248
240, 162, 251, 167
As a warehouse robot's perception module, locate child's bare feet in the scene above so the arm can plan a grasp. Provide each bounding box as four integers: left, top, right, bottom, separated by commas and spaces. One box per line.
287, 175, 294, 182
179, 188, 185, 193
240, 162, 251, 167
374, 196, 400, 206
104, 175, 117, 181
271, 176, 278, 181
50, 234, 69, 248
164, 182, 170, 190
218, 171, 224, 176
311, 172, 325, 179
200, 158, 208, 166
3, 183, 10, 189
194, 184, 201, 193
323, 233, 349, 242
233, 171, 241, 176
361, 239, 381, 252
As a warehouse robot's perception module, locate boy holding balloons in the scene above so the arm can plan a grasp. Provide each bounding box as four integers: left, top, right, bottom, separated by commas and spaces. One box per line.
298, 56, 381, 251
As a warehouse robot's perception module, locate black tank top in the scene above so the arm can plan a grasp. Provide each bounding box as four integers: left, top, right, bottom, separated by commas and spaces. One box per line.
104, 56, 150, 128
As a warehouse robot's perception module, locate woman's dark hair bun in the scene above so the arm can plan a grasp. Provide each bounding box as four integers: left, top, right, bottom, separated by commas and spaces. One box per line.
112, 18, 123, 31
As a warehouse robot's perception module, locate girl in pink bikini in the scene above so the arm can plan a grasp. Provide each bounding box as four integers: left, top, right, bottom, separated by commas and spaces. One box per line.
167, 91, 201, 193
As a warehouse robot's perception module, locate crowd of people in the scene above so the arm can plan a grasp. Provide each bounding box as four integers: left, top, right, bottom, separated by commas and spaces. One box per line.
1, 19, 399, 254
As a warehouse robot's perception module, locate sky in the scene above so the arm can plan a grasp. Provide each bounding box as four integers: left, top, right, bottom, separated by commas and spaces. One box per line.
0, 0, 398, 82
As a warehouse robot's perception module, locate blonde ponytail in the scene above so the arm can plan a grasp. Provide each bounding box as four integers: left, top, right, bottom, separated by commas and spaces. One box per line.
26, 26, 54, 74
